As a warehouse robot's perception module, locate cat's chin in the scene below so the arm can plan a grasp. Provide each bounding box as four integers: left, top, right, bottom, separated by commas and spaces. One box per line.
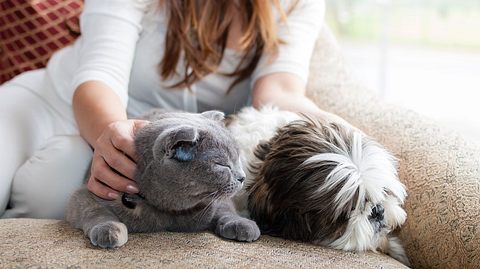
152, 200, 212, 216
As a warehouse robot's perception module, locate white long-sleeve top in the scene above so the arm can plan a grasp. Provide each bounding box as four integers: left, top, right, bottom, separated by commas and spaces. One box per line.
45, 0, 325, 118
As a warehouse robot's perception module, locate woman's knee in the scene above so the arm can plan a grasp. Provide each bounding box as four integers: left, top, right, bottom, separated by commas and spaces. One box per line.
6, 135, 93, 219
0, 85, 58, 188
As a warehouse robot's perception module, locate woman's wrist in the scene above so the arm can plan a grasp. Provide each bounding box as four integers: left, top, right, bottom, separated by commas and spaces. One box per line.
73, 81, 128, 148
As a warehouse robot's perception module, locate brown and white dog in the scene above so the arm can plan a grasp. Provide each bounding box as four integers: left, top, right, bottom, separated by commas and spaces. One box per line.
227, 106, 409, 266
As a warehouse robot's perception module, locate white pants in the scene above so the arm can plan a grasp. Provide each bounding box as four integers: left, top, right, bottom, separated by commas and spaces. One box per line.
0, 70, 92, 219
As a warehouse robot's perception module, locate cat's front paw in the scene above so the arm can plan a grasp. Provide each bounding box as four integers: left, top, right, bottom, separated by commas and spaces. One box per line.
89, 221, 128, 248
215, 216, 260, 242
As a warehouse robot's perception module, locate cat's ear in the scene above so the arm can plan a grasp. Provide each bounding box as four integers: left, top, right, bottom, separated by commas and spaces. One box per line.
201, 110, 225, 122
152, 126, 199, 161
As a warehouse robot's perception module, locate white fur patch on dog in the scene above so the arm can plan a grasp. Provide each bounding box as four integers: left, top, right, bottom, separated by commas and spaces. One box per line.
228, 105, 300, 181
228, 106, 300, 217
304, 130, 407, 258
303, 133, 406, 219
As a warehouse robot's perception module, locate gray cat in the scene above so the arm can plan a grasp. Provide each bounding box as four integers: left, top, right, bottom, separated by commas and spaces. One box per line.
65, 110, 260, 248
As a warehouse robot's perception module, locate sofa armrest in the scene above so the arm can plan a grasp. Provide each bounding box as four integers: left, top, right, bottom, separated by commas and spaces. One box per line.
307, 26, 480, 269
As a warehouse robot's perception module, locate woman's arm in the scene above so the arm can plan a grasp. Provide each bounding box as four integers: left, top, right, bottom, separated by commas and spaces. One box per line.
68, 1, 148, 199
252, 72, 354, 128
249, 1, 343, 123
73, 81, 148, 200
73, 81, 127, 146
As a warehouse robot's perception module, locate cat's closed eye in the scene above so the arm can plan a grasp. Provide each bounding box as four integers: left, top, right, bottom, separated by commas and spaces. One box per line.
215, 162, 231, 170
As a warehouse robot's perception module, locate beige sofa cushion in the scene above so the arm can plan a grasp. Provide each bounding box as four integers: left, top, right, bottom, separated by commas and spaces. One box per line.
308, 28, 480, 269
0, 219, 406, 268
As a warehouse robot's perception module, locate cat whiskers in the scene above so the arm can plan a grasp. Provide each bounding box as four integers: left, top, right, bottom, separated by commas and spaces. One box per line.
194, 191, 221, 221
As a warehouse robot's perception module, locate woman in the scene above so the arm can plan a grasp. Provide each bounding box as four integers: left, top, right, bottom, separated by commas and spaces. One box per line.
0, 0, 339, 219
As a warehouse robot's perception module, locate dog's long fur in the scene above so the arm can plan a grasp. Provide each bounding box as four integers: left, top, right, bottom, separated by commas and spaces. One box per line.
227, 106, 409, 265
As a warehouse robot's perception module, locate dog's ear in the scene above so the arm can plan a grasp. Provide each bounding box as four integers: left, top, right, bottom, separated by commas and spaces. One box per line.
152, 126, 199, 161
201, 110, 225, 122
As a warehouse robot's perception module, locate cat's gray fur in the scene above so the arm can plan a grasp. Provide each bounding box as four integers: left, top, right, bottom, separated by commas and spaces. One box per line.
66, 110, 260, 248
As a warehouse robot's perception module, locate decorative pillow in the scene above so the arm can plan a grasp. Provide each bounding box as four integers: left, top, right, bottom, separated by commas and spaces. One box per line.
0, 0, 83, 84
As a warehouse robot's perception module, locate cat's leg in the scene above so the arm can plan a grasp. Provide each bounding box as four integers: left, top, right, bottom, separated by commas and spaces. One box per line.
66, 188, 128, 248
213, 201, 260, 242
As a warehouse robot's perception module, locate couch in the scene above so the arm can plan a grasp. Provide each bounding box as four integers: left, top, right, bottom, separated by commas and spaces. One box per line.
1, 25, 479, 269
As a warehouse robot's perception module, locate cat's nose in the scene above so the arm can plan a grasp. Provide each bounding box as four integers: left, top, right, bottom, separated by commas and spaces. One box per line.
237, 177, 245, 183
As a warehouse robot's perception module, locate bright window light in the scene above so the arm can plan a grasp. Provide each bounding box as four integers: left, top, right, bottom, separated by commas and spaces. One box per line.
326, 0, 480, 142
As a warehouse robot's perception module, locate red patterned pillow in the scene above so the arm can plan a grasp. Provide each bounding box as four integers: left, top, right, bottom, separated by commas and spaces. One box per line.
0, 0, 83, 84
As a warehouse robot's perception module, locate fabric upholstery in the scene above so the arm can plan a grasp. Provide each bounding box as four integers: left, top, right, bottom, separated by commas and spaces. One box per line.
0, 0, 82, 84
0, 219, 407, 269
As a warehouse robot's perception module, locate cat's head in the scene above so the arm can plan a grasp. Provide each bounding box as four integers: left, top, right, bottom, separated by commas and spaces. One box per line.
134, 110, 245, 212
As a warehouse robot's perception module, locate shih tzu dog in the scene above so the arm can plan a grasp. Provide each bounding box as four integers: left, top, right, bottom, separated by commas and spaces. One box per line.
227, 106, 409, 266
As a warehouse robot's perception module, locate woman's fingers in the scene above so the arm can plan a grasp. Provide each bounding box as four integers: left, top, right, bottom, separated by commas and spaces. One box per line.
87, 119, 150, 199
108, 120, 149, 162
94, 153, 138, 192
101, 141, 136, 180
96, 120, 142, 180
110, 128, 137, 162
86, 175, 119, 200
88, 152, 139, 199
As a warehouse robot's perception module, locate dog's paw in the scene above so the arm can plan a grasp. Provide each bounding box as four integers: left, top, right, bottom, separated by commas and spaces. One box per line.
215, 217, 260, 242
89, 221, 128, 248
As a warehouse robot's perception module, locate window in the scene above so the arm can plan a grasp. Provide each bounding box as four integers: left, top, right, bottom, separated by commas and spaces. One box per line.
326, 0, 480, 142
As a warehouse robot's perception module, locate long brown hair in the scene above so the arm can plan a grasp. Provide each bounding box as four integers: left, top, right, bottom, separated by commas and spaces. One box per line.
159, 0, 293, 91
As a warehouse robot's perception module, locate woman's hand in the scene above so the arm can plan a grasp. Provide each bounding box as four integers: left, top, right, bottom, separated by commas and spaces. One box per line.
87, 119, 149, 200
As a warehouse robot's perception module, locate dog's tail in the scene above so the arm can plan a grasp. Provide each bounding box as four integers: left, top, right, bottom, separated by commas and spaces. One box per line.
302, 131, 406, 220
